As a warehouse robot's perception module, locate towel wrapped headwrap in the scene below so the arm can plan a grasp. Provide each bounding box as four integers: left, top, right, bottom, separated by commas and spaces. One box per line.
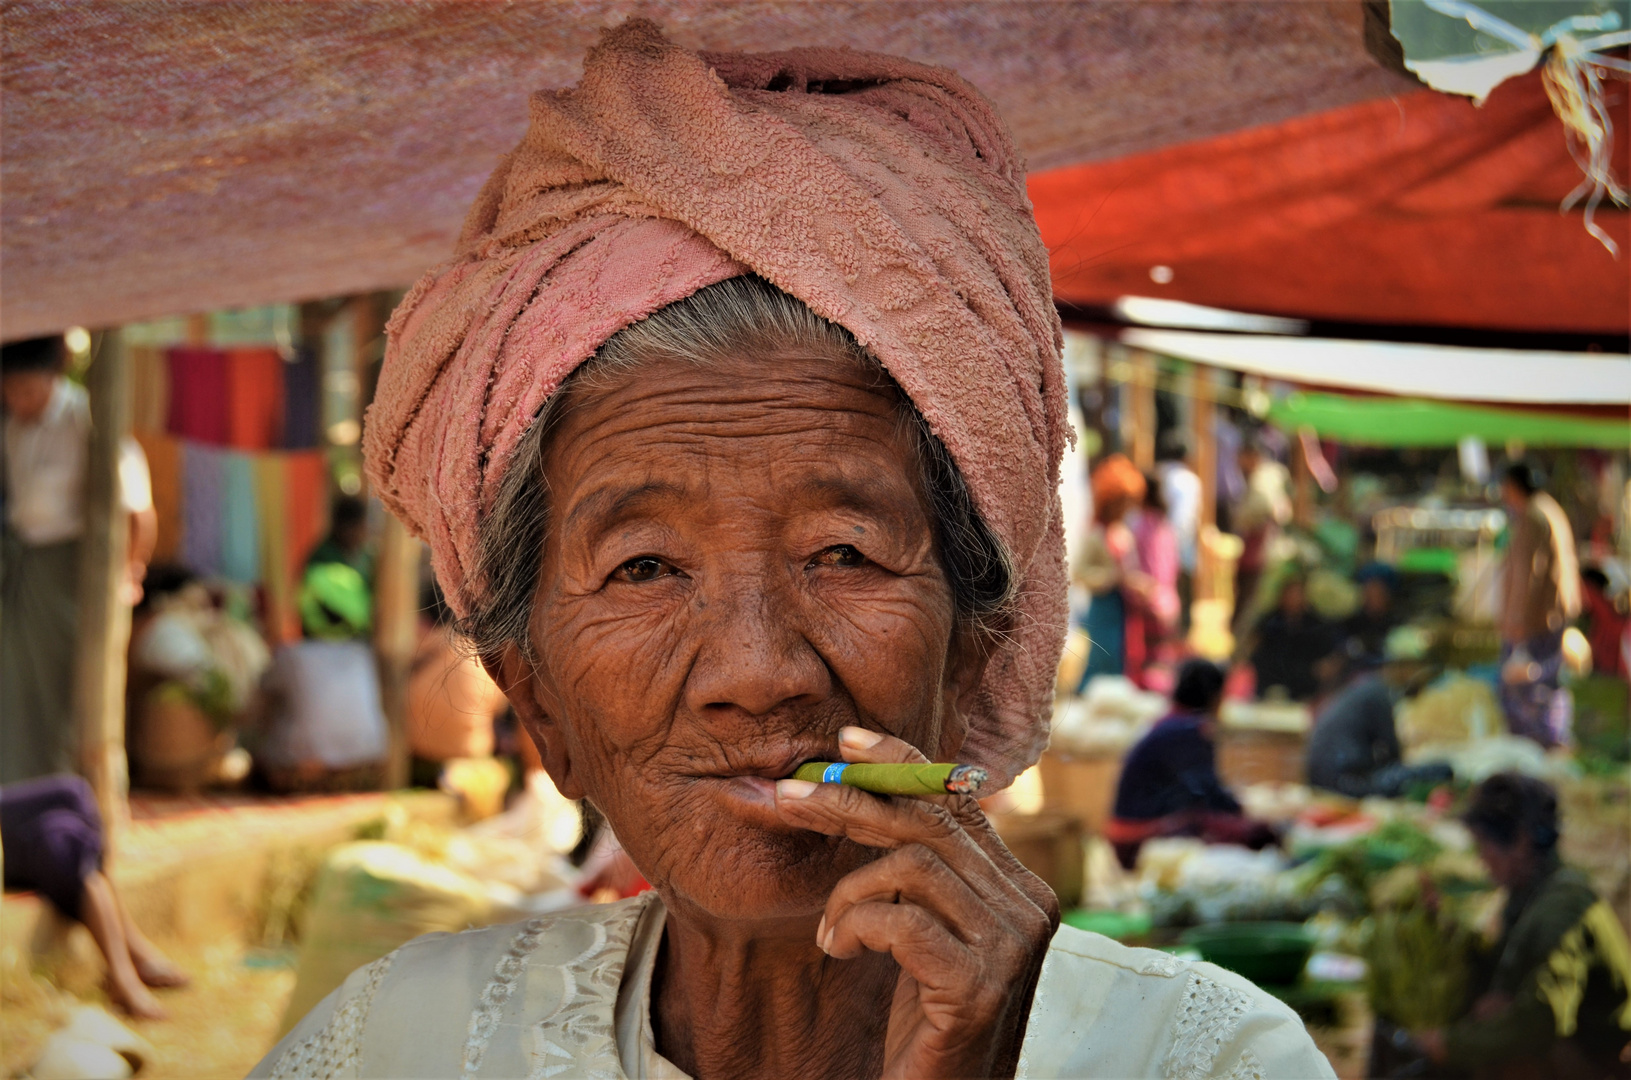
363, 19, 1067, 786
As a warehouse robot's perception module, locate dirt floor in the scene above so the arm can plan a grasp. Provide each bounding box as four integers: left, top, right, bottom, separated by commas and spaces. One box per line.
1, 939, 295, 1079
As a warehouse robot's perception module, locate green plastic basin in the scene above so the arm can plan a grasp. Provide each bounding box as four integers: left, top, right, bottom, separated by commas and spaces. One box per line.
1179, 921, 1315, 986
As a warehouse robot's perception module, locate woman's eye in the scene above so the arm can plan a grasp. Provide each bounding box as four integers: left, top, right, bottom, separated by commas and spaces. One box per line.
811, 544, 866, 568
614, 556, 671, 583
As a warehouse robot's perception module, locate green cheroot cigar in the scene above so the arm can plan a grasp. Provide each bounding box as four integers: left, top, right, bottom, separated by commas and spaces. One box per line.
790, 761, 989, 797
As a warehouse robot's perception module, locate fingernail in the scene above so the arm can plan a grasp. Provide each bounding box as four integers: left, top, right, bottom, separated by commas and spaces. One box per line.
840, 726, 883, 749
822, 926, 835, 953
776, 779, 819, 800
816, 914, 827, 944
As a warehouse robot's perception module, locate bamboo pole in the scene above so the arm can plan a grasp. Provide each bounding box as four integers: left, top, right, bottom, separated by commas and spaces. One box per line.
1128, 348, 1156, 471
1292, 428, 1316, 529
373, 515, 420, 791
353, 293, 417, 790
72, 330, 133, 853
1191, 365, 1217, 601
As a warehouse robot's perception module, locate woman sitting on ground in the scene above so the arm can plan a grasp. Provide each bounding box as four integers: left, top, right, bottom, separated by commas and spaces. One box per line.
1106, 659, 1277, 869
0, 775, 187, 1018
253, 23, 1330, 1079
1246, 574, 1336, 702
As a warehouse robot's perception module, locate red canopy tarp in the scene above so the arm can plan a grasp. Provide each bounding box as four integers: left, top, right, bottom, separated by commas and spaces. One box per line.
1031, 71, 1630, 334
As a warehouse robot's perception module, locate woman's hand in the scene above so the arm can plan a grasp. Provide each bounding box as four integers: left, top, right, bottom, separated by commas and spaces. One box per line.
1413, 1027, 1447, 1063
774, 727, 1059, 1079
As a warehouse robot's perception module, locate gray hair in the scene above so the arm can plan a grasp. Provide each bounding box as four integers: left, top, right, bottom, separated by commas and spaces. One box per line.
462, 275, 1014, 665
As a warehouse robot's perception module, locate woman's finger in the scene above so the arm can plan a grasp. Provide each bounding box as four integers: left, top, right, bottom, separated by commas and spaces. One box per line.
836, 725, 930, 765
775, 775, 1043, 919
820, 843, 997, 949
833, 725, 1058, 923
823, 898, 978, 980
944, 795, 1062, 924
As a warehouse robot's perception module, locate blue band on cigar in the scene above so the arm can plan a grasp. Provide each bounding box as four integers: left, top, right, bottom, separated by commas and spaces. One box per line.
822, 763, 848, 784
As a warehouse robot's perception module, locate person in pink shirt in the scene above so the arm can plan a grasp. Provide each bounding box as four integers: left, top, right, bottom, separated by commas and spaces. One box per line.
1131, 472, 1182, 681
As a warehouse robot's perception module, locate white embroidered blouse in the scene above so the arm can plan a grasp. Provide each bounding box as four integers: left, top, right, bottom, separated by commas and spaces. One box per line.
250, 892, 1333, 1079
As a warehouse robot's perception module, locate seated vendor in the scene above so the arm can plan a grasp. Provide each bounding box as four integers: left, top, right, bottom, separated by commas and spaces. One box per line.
252, 24, 1330, 1079
1306, 629, 1451, 799
1247, 574, 1336, 702
1414, 773, 1631, 1077
251, 562, 389, 793
1338, 562, 1399, 670
1107, 659, 1277, 869
406, 582, 509, 775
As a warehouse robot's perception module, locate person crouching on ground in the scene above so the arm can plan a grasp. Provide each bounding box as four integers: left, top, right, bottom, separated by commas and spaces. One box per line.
1106, 658, 1278, 869
1412, 772, 1631, 1077
1306, 627, 1452, 799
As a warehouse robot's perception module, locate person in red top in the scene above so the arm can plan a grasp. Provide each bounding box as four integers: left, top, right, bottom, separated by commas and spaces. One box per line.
1578, 567, 1628, 680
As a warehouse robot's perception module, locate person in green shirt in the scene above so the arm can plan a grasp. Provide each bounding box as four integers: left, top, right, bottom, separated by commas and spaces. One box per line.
305, 494, 375, 584
1414, 772, 1631, 1078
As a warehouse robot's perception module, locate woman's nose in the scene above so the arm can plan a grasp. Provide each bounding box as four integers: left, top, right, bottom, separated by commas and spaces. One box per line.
683, 573, 830, 718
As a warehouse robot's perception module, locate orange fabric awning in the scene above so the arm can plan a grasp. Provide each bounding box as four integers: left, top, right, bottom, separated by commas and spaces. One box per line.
1031, 72, 1630, 334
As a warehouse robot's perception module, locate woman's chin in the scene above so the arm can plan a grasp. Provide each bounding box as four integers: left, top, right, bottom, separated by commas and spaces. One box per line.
632, 781, 869, 920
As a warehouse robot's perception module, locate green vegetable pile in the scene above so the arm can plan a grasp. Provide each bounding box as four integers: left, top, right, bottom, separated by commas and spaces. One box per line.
1363, 866, 1479, 1028
1296, 818, 1493, 1026
1300, 819, 1444, 899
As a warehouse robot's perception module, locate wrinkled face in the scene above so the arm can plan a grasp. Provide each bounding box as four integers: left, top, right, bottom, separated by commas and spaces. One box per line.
1, 371, 57, 423
509, 351, 978, 921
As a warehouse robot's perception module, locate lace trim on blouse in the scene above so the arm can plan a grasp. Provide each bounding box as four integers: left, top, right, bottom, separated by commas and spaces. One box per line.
268, 954, 394, 1080
1161, 972, 1254, 1080
463, 916, 552, 1077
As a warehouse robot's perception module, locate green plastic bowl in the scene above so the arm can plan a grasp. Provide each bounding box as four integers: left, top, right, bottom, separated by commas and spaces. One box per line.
1062, 909, 1153, 942
1179, 921, 1315, 986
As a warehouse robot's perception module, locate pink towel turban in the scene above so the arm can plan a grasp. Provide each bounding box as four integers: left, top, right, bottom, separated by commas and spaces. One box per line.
363, 19, 1067, 786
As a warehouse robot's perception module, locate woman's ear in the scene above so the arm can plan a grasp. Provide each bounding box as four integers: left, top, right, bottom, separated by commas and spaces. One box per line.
939, 627, 994, 756
484, 643, 586, 800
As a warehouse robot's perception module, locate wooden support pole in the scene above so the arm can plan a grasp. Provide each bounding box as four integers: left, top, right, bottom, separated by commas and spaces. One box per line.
373, 515, 420, 791
353, 294, 387, 423
1191, 365, 1217, 601
1292, 429, 1316, 529
72, 330, 133, 854
1128, 348, 1156, 471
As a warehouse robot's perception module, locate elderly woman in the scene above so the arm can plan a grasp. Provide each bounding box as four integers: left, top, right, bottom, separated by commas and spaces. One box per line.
253, 22, 1328, 1079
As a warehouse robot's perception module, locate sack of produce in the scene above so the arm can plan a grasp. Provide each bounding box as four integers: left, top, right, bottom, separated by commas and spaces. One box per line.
277, 841, 492, 1036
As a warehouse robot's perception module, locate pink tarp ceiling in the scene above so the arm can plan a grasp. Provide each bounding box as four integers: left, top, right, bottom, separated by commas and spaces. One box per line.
0, 1, 1417, 339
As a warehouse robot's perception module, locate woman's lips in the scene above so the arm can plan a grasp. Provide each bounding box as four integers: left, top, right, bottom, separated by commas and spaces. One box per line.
725, 774, 777, 804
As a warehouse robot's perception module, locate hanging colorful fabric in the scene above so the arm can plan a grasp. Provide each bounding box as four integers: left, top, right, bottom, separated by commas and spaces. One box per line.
221, 451, 260, 584
134, 431, 184, 564
166, 347, 230, 445
285, 451, 330, 576
226, 346, 285, 451
281, 344, 323, 450
180, 441, 226, 576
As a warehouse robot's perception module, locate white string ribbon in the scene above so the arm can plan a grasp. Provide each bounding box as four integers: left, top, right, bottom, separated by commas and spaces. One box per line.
1421, 0, 1630, 255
